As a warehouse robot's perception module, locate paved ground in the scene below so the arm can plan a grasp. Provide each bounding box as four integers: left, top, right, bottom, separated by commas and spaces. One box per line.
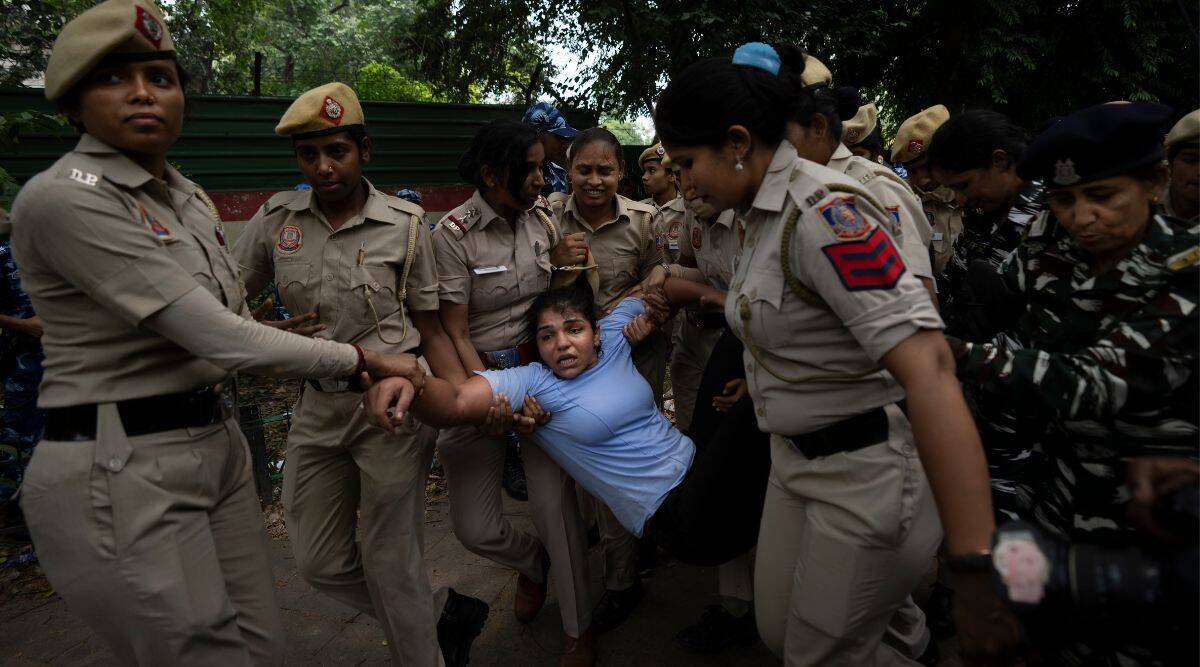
0, 491, 965, 666
0, 494, 780, 666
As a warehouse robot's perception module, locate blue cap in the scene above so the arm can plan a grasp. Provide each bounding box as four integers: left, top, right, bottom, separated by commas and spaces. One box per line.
732, 42, 781, 76
294, 182, 312, 191
395, 188, 423, 205
522, 102, 579, 138
1017, 102, 1174, 186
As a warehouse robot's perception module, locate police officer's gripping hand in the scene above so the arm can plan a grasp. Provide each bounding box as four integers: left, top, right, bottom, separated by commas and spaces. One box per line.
952, 570, 1025, 666
550, 232, 589, 268
250, 298, 326, 337
1126, 457, 1200, 543
622, 315, 658, 346
361, 376, 415, 434
515, 396, 549, 435
712, 379, 747, 412
363, 350, 426, 389
478, 393, 521, 436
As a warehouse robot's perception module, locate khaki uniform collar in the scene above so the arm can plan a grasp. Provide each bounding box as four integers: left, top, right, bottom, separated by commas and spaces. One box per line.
749, 142, 799, 214
468, 190, 508, 231
75, 133, 192, 193
283, 178, 399, 227
564, 192, 632, 231
827, 143, 854, 170
713, 209, 737, 229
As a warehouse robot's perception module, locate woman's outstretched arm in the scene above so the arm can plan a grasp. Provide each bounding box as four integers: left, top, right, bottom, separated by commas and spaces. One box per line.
363, 374, 500, 432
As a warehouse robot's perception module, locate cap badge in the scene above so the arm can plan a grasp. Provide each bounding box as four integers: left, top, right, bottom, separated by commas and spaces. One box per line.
845, 128, 860, 143
655, 146, 665, 156
321, 97, 344, 125
907, 138, 925, 154
1053, 159, 1080, 186
135, 6, 164, 48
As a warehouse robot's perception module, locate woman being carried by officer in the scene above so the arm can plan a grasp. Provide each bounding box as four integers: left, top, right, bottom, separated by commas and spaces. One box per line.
9, 1, 433, 664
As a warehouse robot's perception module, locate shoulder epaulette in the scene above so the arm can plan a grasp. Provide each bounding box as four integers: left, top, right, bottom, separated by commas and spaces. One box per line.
55, 156, 104, 188
384, 195, 425, 218
263, 190, 303, 214
623, 197, 657, 214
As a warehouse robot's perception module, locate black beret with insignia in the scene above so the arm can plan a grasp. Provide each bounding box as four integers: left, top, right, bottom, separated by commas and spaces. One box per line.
1017, 102, 1174, 186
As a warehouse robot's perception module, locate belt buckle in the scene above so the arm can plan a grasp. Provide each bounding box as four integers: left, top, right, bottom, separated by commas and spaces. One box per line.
484, 347, 520, 370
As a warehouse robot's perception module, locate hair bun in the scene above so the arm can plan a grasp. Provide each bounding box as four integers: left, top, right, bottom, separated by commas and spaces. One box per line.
832, 86, 862, 122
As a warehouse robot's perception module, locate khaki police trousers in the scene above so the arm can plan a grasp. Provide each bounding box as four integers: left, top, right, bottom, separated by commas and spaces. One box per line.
20, 405, 284, 666
283, 387, 446, 666
755, 405, 941, 666
437, 424, 591, 637
668, 317, 722, 433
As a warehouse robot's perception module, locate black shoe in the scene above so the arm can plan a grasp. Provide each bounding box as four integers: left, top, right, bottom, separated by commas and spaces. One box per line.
438, 588, 489, 667
591, 579, 644, 634
675, 605, 757, 653
502, 441, 528, 501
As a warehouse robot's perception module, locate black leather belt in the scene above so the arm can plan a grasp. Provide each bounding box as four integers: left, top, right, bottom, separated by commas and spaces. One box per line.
784, 406, 890, 459
44, 386, 230, 442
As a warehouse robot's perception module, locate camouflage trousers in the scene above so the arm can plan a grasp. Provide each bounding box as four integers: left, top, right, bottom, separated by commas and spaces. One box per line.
0, 341, 45, 503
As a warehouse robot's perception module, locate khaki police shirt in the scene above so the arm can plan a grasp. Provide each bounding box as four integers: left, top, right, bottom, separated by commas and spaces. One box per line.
828, 144, 934, 281
726, 142, 943, 435
914, 184, 964, 274
433, 190, 554, 352
233, 179, 437, 355
680, 209, 740, 292
653, 197, 688, 265
555, 193, 661, 311
10, 134, 247, 407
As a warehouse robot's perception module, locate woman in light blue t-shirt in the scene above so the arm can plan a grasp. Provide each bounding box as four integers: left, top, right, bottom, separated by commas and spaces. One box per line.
364, 279, 759, 566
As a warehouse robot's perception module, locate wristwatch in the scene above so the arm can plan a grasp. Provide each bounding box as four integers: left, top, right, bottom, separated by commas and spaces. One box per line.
942, 550, 994, 574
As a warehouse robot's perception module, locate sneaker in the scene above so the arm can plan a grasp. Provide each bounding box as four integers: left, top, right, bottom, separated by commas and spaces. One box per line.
438, 588, 489, 667
591, 579, 644, 633
675, 605, 757, 653
502, 441, 528, 501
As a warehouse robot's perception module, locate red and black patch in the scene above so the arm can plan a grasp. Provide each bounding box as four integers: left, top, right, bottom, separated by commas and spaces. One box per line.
691, 227, 702, 250
821, 227, 906, 291
135, 6, 164, 48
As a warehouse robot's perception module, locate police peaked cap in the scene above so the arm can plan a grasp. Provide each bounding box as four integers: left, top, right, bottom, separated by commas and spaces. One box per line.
1017, 102, 1174, 186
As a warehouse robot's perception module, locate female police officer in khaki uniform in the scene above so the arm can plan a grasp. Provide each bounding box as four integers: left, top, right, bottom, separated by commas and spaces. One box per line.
892, 105, 965, 276
655, 43, 1016, 665
233, 83, 487, 666
10, 2, 427, 664
433, 120, 593, 662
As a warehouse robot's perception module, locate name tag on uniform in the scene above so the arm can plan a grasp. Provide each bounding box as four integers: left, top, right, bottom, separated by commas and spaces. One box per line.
932, 232, 944, 242
473, 265, 508, 275
668, 239, 680, 251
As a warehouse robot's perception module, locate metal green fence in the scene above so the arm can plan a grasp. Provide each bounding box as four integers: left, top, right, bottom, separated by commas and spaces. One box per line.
1, 88, 613, 192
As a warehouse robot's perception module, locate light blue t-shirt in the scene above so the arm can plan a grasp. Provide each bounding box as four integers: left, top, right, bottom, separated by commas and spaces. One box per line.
479, 298, 695, 536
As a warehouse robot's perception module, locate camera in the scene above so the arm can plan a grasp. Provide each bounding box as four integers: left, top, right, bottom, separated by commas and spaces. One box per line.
989, 486, 1198, 658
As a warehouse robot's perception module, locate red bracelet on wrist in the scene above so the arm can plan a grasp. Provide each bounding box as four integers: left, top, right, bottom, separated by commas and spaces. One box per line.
352, 344, 367, 376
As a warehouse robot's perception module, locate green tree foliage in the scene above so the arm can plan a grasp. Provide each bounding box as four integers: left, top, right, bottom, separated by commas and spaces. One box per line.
0, 0, 94, 88
356, 62, 437, 102
552, 0, 1199, 130
602, 117, 650, 145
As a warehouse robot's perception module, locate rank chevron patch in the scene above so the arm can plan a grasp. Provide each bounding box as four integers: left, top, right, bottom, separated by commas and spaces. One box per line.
821, 227, 906, 291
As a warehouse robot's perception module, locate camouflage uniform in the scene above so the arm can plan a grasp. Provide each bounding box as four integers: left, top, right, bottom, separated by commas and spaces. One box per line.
0, 237, 45, 503
948, 212, 1199, 539
940, 180, 1047, 520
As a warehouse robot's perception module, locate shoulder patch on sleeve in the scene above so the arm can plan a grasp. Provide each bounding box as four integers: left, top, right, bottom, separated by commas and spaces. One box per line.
818, 196, 874, 240
1166, 245, 1200, 272
821, 227, 906, 291
436, 209, 469, 238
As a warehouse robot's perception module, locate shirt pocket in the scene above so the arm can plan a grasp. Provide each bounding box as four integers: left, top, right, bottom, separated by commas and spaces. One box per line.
275, 261, 312, 312
164, 237, 220, 298
350, 264, 399, 325
738, 269, 788, 349
470, 269, 518, 313
606, 250, 642, 294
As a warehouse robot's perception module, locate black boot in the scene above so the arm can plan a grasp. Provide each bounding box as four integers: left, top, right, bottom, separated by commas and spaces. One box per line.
675, 605, 757, 653
502, 440, 528, 501
591, 578, 644, 633
438, 588, 489, 667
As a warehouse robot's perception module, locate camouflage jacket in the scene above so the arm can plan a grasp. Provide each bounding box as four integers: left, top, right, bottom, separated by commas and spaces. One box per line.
949, 212, 1199, 537
940, 180, 1045, 339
